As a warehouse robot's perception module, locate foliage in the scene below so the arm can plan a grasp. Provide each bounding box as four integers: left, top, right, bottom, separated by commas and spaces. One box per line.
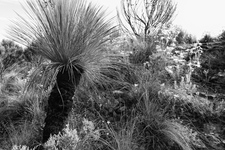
0, 40, 33, 71
9, 0, 118, 89
217, 30, 225, 41
193, 38, 225, 93
199, 34, 214, 43
175, 29, 197, 45
133, 78, 192, 150
0, 66, 46, 149
1, 41, 225, 150
0, 40, 22, 55
129, 38, 157, 64
44, 124, 80, 150
175, 30, 185, 44
184, 34, 197, 44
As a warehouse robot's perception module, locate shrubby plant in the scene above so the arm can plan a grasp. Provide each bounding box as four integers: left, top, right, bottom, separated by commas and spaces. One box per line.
44, 124, 80, 150
175, 29, 197, 45
199, 34, 214, 43
11, 145, 31, 150
9, 0, 120, 144
217, 30, 225, 41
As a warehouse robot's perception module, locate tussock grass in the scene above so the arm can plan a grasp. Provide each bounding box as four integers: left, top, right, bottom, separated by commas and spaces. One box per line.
103, 118, 139, 150
134, 79, 192, 150
0, 95, 45, 149
0, 67, 46, 149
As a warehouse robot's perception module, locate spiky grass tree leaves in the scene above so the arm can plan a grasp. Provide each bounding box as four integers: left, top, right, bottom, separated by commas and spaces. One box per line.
10, 0, 116, 86
9, 0, 117, 144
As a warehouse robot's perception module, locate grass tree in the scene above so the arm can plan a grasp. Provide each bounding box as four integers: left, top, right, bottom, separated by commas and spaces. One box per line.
9, 0, 117, 144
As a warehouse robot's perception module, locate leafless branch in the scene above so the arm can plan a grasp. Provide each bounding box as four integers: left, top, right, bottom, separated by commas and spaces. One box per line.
118, 0, 177, 41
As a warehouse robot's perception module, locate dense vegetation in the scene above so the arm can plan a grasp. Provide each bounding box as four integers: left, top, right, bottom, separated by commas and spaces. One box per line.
0, 0, 225, 150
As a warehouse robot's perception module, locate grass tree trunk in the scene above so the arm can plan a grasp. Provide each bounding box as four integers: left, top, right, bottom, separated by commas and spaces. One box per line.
42, 67, 83, 143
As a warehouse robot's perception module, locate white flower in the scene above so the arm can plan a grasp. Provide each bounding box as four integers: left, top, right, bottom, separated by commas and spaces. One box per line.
44, 124, 80, 149
11, 145, 30, 150
134, 84, 138, 87
82, 118, 100, 140
63, 124, 79, 142
83, 118, 95, 132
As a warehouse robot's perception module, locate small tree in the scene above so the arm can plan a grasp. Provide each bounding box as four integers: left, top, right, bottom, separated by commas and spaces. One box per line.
176, 30, 185, 45
118, 0, 177, 42
118, 0, 176, 64
199, 34, 214, 43
217, 30, 225, 41
9, 0, 117, 144
175, 30, 197, 45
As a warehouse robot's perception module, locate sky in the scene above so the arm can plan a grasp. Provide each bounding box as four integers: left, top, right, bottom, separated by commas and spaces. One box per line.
0, 0, 225, 41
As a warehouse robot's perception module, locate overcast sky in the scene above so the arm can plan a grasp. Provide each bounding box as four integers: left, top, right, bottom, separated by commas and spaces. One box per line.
0, 0, 225, 41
